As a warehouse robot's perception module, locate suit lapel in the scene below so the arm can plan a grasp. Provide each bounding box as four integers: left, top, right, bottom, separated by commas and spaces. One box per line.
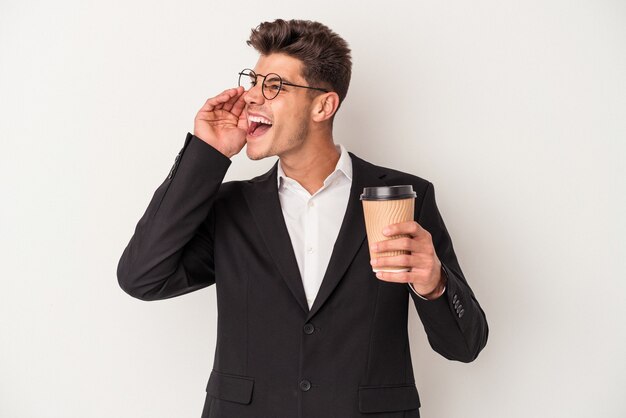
306, 153, 388, 320
244, 163, 310, 314
243, 153, 389, 318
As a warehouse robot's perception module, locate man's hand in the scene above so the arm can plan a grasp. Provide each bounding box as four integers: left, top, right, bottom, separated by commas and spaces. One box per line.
369, 221, 445, 298
194, 86, 248, 158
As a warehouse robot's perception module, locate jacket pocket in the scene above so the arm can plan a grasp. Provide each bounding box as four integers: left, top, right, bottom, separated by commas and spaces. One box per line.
206, 370, 255, 405
358, 383, 420, 413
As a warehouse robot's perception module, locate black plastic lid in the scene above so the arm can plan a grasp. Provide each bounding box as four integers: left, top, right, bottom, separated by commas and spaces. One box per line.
360, 185, 416, 201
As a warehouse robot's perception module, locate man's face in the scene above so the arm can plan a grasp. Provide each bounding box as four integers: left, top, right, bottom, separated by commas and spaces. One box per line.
243, 53, 315, 160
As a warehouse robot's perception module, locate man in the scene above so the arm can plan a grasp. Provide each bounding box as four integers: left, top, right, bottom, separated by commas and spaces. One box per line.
117, 19, 488, 418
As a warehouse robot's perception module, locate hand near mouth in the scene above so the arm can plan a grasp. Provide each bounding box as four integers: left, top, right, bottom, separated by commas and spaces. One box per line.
193, 87, 248, 158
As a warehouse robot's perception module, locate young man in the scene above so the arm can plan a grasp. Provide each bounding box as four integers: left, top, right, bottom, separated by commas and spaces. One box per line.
118, 19, 488, 418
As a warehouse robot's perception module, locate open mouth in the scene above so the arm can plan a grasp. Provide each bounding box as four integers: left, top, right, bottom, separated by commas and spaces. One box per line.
247, 115, 273, 138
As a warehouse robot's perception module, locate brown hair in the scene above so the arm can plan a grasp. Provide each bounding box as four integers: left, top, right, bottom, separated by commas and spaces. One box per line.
247, 19, 352, 108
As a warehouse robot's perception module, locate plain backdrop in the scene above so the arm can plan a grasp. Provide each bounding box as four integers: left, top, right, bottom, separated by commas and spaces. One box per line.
1, 1, 625, 417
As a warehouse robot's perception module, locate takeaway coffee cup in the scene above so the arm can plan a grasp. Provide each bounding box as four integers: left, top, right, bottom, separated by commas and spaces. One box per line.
360, 185, 417, 272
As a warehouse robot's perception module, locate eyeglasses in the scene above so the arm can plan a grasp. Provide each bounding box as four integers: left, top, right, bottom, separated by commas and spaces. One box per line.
238, 68, 330, 100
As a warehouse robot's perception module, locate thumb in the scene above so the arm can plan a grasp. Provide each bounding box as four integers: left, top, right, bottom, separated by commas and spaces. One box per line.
237, 108, 249, 131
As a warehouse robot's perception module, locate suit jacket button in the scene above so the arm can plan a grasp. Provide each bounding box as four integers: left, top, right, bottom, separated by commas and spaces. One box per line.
458, 309, 465, 318
303, 323, 315, 335
299, 379, 312, 392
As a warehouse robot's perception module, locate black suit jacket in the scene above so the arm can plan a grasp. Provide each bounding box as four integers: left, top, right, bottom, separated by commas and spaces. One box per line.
117, 133, 488, 418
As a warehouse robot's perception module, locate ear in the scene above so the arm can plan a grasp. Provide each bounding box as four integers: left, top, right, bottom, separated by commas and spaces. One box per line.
311, 92, 340, 123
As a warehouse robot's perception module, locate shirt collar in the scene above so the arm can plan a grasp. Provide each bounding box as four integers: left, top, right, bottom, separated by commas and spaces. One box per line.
277, 143, 353, 189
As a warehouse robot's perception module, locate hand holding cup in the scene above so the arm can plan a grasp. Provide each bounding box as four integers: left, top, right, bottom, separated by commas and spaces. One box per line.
361, 185, 443, 297
369, 220, 443, 296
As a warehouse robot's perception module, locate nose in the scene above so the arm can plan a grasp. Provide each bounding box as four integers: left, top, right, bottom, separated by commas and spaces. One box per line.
244, 81, 265, 106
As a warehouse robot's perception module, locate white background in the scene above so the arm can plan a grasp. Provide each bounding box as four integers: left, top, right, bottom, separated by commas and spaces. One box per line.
1, 1, 625, 417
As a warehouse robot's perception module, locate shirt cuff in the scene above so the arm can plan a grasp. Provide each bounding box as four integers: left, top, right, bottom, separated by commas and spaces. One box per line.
408, 282, 446, 300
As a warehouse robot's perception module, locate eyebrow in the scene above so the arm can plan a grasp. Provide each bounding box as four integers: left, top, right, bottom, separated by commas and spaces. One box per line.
266, 75, 282, 83
255, 71, 295, 85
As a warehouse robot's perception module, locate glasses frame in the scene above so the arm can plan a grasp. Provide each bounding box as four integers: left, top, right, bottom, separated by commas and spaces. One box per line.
238, 68, 330, 100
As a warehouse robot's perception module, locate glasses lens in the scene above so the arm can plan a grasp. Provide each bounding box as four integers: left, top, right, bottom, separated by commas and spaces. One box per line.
262, 73, 282, 100
238, 70, 256, 91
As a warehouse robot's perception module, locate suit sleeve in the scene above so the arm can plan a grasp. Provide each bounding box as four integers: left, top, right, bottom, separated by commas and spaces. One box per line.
410, 182, 489, 362
116, 133, 232, 301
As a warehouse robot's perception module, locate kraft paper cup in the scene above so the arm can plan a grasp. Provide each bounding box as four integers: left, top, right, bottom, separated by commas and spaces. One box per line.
360, 185, 416, 272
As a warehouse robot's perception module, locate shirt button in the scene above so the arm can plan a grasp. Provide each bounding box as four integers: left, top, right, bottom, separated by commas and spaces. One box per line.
299, 379, 312, 391
307, 247, 314, 254
308, 201, 315, 207
303, 323, 315, 335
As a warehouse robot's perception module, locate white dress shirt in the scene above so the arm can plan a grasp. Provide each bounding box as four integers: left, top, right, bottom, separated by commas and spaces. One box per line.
277, 143, 436, 309
277, 144, 352, 308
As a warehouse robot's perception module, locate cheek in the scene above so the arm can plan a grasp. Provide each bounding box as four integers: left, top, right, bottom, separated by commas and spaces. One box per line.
272, 97, 311, 135
282, 102, 310, 126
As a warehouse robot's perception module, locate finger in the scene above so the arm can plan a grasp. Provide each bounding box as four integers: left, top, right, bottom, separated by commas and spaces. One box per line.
237, 108, 249, 131
195, 108, 238, 124
371, 253, 415, 270
374, 270, 413, 283
200, 95, 227, 112
370, 237, 417, 254
230, 88, 247, 117
383, 221, 429, 240
200, 88, 240, 112
222, 87, 245, 112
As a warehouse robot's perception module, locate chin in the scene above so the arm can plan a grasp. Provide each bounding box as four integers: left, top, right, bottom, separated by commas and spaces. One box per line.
245, 142, 270, 161
246, 152, 265, 161
246, 130, 284, 160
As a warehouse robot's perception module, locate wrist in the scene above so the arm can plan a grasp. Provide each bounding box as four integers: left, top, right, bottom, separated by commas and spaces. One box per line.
421, 283, 445, 300
415, 268, 447, 300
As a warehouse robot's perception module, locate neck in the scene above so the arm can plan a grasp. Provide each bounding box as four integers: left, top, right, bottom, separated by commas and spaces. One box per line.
279, 134, 340, 195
